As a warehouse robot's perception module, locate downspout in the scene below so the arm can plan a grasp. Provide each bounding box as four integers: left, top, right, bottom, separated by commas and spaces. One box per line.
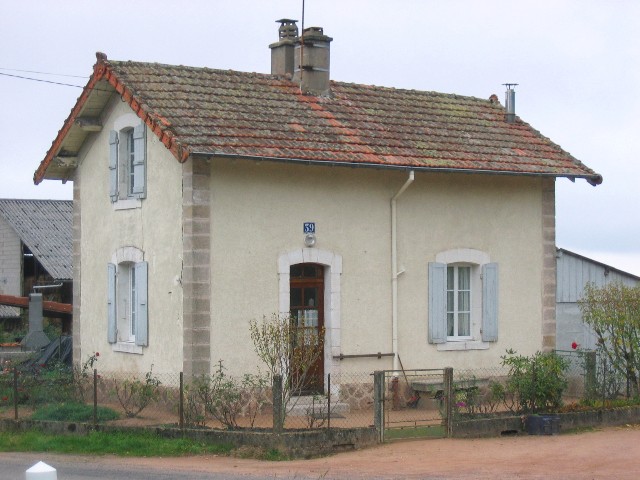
391, 170, 415, 372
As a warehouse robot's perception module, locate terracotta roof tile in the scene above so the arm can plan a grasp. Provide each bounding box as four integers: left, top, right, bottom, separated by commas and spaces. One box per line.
35, 56, 601, 185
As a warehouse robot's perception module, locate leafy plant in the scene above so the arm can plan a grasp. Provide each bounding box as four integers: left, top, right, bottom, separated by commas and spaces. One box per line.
501, 349, 569, 414
114, 366, 161, 418
188, 361, 268, 429
579, 282, 640, 397
249, 313, 325, 423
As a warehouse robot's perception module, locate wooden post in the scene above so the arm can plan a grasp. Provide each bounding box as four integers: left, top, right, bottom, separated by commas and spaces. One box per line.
272, 374, 283, 433
179, 372, 184, 430
444, 367, 454, 438
373, 371, 385, 442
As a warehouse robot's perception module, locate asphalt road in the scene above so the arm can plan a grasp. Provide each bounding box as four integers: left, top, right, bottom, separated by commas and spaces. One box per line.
0, 452, 272, 480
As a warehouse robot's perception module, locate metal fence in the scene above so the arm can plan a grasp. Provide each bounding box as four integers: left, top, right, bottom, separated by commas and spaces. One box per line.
2, 350, 630, 439
378, 369, 448, 440
0, 365, 375, 432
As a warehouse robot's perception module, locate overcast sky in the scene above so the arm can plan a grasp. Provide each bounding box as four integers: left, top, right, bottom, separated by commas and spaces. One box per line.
1, 0, 638, 275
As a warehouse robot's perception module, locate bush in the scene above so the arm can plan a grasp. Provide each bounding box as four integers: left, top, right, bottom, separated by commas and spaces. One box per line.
113, 367, 161, 418
501, 349, 569, 414
31, 402, 119, 422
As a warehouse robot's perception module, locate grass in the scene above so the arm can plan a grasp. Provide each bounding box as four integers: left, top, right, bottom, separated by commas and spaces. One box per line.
385, 425, 446, 440
0, 430, 234, 457
31, 403, 119, 422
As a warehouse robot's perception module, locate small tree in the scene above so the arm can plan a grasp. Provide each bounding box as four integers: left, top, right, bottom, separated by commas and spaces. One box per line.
249, 313, 324, 422
579, 282, 640, 397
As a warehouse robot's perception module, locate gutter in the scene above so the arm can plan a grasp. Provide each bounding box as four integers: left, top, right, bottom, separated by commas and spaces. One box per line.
391, 171, 415, 372
191, 151, 603, 186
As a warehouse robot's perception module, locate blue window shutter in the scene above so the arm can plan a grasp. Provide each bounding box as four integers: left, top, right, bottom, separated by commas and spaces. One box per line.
482, 263, 499, 342
132, 123, 146, 198
135, 261, 148, 346
428, 262, 447, 344
109, 131, 119, 202
107, 263, 117, 343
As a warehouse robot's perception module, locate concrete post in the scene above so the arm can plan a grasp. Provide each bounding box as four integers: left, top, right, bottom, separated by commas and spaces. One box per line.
443, 367, 454, 438
272, 374, 283, 433
373, 371, 385, 442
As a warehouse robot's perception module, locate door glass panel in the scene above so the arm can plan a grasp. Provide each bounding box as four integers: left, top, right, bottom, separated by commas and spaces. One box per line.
304, 287, 317, 308
290, 287, 302, 308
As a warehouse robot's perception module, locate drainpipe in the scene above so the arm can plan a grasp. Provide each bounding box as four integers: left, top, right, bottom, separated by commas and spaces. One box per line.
391, 170, 415, 372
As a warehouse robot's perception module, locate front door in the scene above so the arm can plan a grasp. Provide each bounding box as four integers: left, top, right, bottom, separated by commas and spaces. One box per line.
290, 263, 324, 395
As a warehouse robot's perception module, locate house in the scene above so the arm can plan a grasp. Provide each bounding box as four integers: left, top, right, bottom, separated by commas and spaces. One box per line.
34, 20, 600, 388
556, 248, 639, 352
0, 199, 73, 334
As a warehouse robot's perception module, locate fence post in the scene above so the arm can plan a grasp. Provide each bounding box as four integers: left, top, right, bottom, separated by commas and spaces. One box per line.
272, 374, 283, 433
93, 369, 98, 427
327, 373, 331, 431
373, 371, 385, 443
179, 372, 184, 430
584, 351, 597, 402
13, 367, 18, 421
443, 367, 453, 438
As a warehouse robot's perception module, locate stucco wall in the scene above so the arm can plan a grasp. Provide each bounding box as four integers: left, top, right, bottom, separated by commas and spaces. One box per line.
75, 99, 183, 373
207, 159, 545, 377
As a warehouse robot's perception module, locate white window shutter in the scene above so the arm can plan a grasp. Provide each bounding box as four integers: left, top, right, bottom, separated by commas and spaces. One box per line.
428, 262, 447, 344
132, 123, 146, 198
107, 263, 117, 343
482, 263, 499, 342
109, 131, 119, 202
134, 261, 148, 346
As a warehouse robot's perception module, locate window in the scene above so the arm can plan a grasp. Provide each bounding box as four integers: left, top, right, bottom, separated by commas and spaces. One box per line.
447, 265, 471, 338
428, 249, 498, 349
108, 258, 148, 350
109, 122, 146, 203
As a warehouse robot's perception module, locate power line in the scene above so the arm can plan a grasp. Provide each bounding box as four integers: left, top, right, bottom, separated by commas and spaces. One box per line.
0, 67, 87, 79
0, 72, 84, 88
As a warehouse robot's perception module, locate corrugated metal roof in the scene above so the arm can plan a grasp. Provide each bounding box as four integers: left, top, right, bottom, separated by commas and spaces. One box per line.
0, 199, 72, 280
35, 53, 602, 186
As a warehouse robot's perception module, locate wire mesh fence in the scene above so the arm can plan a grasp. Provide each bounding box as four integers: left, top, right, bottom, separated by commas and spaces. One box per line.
0, 366, 377, 432
3, 349, 636, 436
379, 369, 447, 439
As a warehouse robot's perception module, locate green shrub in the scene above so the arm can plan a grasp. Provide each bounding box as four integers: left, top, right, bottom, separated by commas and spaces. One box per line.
31, 402, 119, 422
501, 349, 569, 414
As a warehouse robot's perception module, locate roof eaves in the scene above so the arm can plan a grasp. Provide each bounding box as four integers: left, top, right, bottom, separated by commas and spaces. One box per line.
193, 151, 603, 185
557, 248, 640, 281
34, 53, 191, 185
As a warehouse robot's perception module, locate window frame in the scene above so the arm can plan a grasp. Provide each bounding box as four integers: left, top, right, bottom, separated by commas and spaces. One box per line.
446, 264, 473, 340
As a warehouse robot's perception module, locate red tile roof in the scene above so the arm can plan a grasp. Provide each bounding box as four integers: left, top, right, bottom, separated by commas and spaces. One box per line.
35, 54, 601, 185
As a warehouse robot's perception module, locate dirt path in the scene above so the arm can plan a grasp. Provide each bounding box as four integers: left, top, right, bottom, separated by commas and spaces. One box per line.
23, 424, 637, 479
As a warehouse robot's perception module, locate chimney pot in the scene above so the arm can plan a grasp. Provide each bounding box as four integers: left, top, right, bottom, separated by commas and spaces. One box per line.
270, 19, 299, 77
294, 26, 333, 96
504, 83, 518, 123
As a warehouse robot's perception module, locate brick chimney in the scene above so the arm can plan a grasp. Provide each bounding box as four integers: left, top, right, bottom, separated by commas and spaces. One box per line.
293, 26, 333, 96
270, 19, 299, 77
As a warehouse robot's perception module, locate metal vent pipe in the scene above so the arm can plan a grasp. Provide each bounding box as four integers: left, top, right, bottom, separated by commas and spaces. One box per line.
504, 83, 518, 123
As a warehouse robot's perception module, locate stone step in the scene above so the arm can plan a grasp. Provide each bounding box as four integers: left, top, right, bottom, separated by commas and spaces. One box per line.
287, 395, 350, 417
